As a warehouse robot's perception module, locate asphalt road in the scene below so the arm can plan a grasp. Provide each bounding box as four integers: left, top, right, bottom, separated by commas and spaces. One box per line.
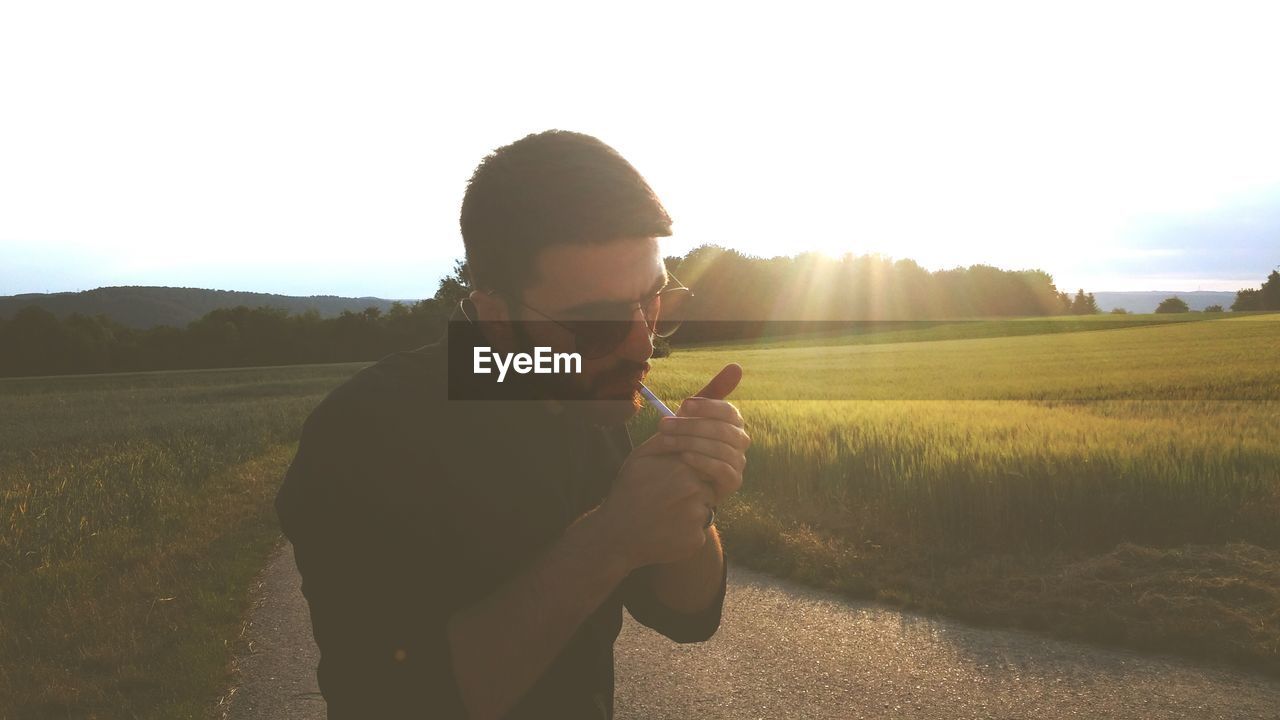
221, 540, 1280, 719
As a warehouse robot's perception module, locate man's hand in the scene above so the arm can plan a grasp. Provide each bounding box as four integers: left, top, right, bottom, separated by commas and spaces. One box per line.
598, 436, 718, 570
596, 364, 750, 571
658, 363, 749, 507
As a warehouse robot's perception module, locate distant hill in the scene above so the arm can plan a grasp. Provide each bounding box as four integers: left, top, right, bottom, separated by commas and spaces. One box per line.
0, 285, 1249, 329
1090, 291, 1239, 314
0, 286, 419, 329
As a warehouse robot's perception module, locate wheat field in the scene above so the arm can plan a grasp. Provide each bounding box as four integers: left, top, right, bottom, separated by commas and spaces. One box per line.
2, 313, 1278, 716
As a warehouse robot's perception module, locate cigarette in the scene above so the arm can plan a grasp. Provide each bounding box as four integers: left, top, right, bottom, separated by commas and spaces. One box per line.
638, 383, 677, 418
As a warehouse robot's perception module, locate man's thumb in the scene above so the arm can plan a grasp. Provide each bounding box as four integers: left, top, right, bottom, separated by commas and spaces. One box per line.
693, 363, 742, 401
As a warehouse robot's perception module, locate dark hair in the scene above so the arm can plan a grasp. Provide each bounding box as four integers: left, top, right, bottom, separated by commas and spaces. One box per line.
459, 129, 673, 296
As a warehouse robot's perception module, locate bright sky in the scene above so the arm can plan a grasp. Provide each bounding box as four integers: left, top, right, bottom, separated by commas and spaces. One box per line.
2, 0, 1278, 298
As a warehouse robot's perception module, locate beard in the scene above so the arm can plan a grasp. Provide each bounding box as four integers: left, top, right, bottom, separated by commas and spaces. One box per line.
535, 358, 648, 426
509, 324, 648, 426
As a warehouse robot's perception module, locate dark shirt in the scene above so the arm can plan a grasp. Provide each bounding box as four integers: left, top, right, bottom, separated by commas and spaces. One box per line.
274, 317, 728, 719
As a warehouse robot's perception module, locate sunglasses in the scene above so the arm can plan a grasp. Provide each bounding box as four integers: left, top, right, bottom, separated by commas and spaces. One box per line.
460, 275, 693, 360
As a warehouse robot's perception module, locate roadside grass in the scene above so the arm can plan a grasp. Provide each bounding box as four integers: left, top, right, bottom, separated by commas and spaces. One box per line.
717, 497, 1280, 674
0, 364, 366, 719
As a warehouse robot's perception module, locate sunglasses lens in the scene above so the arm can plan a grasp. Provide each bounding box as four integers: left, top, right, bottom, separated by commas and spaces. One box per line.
564, 286, 692, 357
652, 289, 689, 337
572, 322, 634, 359
653, 319, 682, 337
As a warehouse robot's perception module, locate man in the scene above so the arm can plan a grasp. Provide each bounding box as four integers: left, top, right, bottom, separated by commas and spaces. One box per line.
274, 129, 750, 719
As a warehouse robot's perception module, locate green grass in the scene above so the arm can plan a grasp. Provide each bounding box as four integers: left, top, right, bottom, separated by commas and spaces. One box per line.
660, 313, 1280, 401
675, 310, 1235, 351
0, 363, 369, 719
638, 312, 1280, 673
2, 313, 1278, 717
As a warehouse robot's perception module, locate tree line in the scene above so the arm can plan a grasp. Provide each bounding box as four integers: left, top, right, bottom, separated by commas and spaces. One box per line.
1133, 269, 1280, 314
663, 246, 1106, 343
0, 300, 450, 378
672, 246, 1097, 321
1230, 269, 1280, 311
2, 247, 1275, 377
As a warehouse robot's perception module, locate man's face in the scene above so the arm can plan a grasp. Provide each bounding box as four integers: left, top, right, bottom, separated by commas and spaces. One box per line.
508, 237, 666, 426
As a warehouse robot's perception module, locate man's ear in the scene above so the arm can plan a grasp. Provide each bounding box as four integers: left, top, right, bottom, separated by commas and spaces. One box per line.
468, 289, 518, 352
467, 289, 509, 322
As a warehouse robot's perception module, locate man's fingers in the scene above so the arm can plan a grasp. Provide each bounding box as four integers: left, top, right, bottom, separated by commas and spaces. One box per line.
669, 465, 719, 505
692, 363, 742, 401
660, 434, 746, 472
642, 363, 747, 511
674, 398, 744, 428
632, 436, 677, 458
679, 451, 742, 502
660, 416, 750, 447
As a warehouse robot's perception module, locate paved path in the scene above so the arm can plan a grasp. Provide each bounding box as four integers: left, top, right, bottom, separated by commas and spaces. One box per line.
223, 540, 1280, 719
220, 539, 325, 720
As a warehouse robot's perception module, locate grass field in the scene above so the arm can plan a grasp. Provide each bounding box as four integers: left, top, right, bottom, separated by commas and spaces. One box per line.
0, 364, 364, 719
2, 313, 1277, 717
643, 312, 1280, 673
679, 311, 1223, 352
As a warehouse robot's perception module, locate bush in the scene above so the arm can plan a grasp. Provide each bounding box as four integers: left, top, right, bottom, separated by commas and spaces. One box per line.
652, 335, 673, 358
